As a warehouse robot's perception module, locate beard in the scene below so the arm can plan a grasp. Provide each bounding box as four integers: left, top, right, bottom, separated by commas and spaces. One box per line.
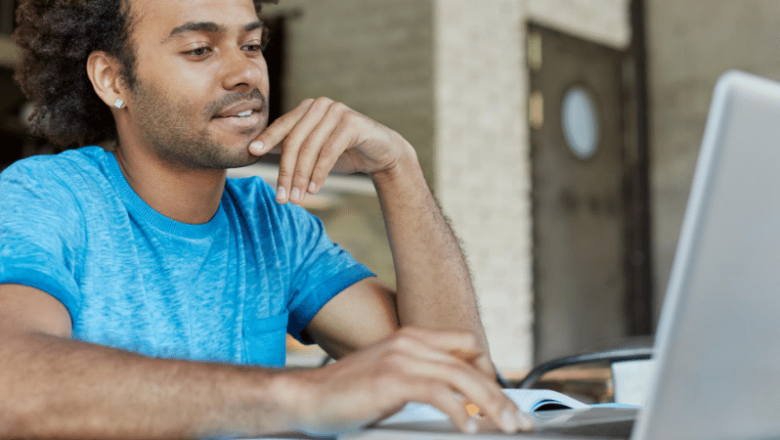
129, 79, 268, 170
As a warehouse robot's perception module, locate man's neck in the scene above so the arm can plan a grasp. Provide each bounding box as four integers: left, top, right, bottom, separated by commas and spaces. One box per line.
114, 145, 227, 225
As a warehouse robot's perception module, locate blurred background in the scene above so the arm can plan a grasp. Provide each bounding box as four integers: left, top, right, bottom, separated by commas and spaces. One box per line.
2, 0, 779, 380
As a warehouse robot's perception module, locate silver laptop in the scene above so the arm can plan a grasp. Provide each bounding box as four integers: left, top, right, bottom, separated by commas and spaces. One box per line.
347, 70, 780, 440
632, 70, 780, 440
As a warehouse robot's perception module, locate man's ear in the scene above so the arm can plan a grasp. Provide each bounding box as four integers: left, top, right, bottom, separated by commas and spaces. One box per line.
86, 51, 128, 110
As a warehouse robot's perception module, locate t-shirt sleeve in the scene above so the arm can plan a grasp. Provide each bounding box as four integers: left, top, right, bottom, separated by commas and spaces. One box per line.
0, 160, 85, 320
281, 201, 375, 343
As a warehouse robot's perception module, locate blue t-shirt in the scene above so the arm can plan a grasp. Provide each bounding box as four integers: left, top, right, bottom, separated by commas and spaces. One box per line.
0, 147, 373, 367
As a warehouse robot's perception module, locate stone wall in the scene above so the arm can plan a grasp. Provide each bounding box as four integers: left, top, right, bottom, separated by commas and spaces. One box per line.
267, 0, 436, 186
646, 0, 780, 317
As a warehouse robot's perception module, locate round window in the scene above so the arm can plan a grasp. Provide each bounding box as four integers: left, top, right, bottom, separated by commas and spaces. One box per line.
561, 86, 600, 160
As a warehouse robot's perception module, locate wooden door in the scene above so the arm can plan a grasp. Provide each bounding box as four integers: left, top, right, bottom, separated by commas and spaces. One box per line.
529, 25, 632, 362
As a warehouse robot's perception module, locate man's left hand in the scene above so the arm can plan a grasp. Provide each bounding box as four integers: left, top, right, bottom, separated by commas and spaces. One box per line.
248, 97, 414, 205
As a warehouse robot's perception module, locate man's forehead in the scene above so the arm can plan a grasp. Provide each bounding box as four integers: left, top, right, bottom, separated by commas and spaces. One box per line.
129, 0, 259, 37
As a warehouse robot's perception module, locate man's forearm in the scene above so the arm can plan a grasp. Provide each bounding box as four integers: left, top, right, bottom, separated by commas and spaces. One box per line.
0, 327, 526, 438
370, 141, 489, 352
0, 331, 294, 439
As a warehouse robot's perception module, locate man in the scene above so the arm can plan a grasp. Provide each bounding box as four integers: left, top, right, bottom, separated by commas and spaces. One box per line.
0, 0, 527, 437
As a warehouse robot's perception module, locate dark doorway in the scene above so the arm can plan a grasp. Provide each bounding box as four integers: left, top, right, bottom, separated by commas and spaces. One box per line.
263, 16, 287, 127
0, 67, 28, 171
0, 0, 16, 35
256, 15, 287, 166
1, 0, 45, 170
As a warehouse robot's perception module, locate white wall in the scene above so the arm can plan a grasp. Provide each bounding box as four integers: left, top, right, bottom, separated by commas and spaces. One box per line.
525, 0, 631, 50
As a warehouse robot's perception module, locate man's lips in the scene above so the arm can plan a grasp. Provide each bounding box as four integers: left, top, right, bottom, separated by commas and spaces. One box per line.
213, 100, 263, 118
211, 110, 263, 133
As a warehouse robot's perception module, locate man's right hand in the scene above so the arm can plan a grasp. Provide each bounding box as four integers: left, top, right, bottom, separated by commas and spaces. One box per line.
272, 327, 531, 435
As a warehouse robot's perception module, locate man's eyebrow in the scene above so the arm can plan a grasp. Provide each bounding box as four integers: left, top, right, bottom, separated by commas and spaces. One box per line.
163, 21, 264, 43
244, 21, 264, 33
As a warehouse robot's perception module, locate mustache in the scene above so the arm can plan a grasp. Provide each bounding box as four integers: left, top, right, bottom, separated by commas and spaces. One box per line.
205, 88, 268, 118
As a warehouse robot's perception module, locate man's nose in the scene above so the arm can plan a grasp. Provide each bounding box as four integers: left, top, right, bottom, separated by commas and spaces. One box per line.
221, 47, 266, 91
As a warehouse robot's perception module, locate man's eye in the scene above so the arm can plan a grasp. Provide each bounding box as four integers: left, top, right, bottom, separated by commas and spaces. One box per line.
184, 46, 211, 57
242, 42, 263, 52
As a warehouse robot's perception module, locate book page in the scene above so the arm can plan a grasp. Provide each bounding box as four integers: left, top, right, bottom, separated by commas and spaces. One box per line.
377, 388, 588, 426
505, 389, 588, 412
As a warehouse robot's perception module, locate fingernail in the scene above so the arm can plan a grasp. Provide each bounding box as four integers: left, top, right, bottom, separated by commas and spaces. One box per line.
502, 409, 517, 433
290, 187, 300, 202
249, 141, 264, 154
276, 186, 286, 201
465, 418, 478, 434
308, 182, 317, 193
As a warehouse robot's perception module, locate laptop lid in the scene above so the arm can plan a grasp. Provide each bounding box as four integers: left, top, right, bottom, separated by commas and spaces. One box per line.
633, 70, 780, 440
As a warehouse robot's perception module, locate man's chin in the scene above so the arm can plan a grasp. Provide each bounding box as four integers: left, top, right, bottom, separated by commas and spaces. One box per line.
203, 144, 263, 170
202, 133, 264, 168
155, 141, 263, 171
208, 129, 267, 168
226, 151, 262, 169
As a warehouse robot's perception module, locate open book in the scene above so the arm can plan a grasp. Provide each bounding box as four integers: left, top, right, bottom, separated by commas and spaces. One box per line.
340, 390, 638, 440
376, 388, 588, 426
257, 390, 598, 439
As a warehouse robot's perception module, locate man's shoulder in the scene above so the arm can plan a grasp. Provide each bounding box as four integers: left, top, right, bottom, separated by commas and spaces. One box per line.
1, 146, 116, 212
2, 146, 109, 183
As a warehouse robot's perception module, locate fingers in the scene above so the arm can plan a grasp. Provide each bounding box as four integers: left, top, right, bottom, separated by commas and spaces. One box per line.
380, 348, 523, 434
373, 327, 527, 434
381, 377, 476, 434
402, 328, 499, 381
300, 327, 532, 436
251, 97, 359, 205
385, 328, 500, 383
250, 98, 314, 156
283, 101, 352, 204
475, 355, 498, 378
307, 123, 354, 193
274, 98, 336, 203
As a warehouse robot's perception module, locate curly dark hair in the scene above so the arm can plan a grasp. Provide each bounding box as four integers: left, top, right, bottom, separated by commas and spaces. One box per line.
13, 0, 278, 149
